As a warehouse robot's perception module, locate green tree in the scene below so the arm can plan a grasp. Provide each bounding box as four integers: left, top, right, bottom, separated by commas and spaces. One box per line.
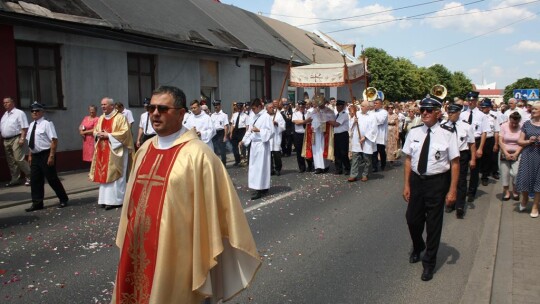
428, 64, 453, 88
363, 48, 399, 100
503, 77, 540, 101
449, 71, 473, 100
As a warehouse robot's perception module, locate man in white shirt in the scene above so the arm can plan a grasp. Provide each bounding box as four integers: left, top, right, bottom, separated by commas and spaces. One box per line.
136, 99, 156, 148
115, 102, 135, 127
229, 102, 248, 166
348, 101, 377, 182
1, 97, 31, 186
267, 102, 285, 176
332, 100, 350, 175
210, 100, 229, 165
25, 102, 68, 211
371, 98, 389, 172
183, 100, 215, 149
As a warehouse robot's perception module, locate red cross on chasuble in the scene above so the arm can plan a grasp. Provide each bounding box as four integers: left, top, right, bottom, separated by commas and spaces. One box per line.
115, 142, 187, 304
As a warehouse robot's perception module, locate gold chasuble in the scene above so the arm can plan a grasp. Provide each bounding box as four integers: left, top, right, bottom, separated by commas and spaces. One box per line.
113, 129, 261, 304
89, 110, 134, 183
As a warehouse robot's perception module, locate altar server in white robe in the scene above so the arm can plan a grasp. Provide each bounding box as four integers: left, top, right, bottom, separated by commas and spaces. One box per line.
183, 100, 215, 149
349, 101, 378, 182
240, 99, 274, 200
267, 102, 286, 176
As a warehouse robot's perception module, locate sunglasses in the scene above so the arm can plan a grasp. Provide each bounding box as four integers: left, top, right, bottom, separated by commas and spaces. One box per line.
420, 107, 435, 113
147, 104, 182, 113
30, 110, 41, 113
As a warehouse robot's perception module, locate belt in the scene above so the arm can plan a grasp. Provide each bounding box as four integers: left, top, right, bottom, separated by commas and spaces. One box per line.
413, 172, 448, 181
32, 148, 51, 155
3, 134, 21, 140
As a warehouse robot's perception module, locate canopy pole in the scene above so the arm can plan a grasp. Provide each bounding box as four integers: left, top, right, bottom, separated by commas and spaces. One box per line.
343, 55, 363, 148
275, 52, 294, 121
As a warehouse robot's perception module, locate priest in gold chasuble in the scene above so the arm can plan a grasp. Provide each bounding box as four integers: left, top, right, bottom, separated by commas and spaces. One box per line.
112, 86, 260, 304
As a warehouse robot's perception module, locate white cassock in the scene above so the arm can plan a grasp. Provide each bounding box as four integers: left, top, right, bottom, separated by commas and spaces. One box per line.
270, 112, 285, 152
371, 108, 388, 145
349, 112, 377, 154
242, 110, 274, 190
98, 127, 129, 207
183, 112, 216, 149
310, 107, 335, 169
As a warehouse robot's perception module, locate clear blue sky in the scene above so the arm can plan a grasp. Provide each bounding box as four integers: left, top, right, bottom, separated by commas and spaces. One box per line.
222, 0, 540, 88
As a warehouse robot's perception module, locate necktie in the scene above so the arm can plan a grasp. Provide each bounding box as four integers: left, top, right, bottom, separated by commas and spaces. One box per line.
418, 128, 431, 175
302, 112, 306, 129
235, 111, 241, 129
28, 121, 37, 150
144, 113, 149, 134
336, 112, 340, 120
468, 110, 473, 124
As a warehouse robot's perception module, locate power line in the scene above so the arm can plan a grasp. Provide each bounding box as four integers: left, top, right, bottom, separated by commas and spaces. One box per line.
325, 0, 485, 33
298, 0, 447, 27
408, 11, 539, 59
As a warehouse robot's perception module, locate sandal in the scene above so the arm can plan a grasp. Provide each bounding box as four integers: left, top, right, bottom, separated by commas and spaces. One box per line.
530, 211, 539, 218
503, 193, 511, 201
512, 193, 520, 201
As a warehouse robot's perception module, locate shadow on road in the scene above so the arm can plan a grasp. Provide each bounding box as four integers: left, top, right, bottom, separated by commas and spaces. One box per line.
436, 242, 460, 272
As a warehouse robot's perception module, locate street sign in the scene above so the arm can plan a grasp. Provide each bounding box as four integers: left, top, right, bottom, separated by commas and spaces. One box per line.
513, 89, 539, 101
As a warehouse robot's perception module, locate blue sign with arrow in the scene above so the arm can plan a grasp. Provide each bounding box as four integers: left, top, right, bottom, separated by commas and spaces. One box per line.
513, 89, 539, 101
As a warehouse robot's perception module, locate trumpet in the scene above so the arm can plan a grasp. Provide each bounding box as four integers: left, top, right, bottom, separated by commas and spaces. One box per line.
363, 87, 378, 101
431, 84, 447, 100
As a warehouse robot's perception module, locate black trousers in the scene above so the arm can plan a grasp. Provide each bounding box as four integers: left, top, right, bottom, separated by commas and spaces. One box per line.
212, 129, 227, 165
481, 137, 495, 179
406, 172, 450, 270
281, 131, 294, 156
333, 132, 350, 172
372, 144, 387, 170
271, 151, 282, 173
468, 138, 482, 196
399, 131, 407, 148
455, 150, 471, 210
30, 149, 68, 204
230, 128, 246, 164
294, 132, 313, 171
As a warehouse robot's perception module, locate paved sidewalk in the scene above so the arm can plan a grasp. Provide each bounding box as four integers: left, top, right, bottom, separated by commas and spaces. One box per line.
0, 170, 98, 209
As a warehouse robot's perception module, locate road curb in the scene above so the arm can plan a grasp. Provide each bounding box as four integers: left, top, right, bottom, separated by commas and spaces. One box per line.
0, 186, 99, 210
460, 182, 501, 304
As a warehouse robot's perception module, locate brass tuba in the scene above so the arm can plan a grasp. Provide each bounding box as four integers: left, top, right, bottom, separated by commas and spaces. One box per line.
431, 84, 447, 100
363, 87, 378, 101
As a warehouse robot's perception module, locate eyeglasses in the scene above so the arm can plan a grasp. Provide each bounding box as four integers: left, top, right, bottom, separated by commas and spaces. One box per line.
420, 107, 435, 113
30, 110, 41, 113
147, 104, 182, 113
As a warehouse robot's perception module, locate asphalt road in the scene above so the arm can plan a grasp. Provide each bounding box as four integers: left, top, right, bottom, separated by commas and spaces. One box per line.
0, 156, 492, 303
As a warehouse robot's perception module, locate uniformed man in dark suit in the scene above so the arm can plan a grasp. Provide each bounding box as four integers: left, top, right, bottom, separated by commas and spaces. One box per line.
402, 95, 460, 281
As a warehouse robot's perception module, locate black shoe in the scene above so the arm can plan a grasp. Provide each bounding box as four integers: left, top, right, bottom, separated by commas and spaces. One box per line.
344, 170, 350, 176
492, 172, 500, 180
276, 171, 281, 176
271, 171, 276, 176
233, 162, 240, 167
445, 206, 454, 213
298, 169, 306, 173
57, 201, 68, 209
372, 168, 379, 173
409, 243, 425, 263
334, 171, 343, 175
100, 204, 106, 208
456, 208, 464, 219
481, 179, 489, 186
251, 191, 262, 200
105, 205, 121, 210
307, 167, 314, 172
421, 268, 434, 281
467, 195, 475, 203
25, 203, 44, 212
314, 169, 323, 174
323, 167, 330, 173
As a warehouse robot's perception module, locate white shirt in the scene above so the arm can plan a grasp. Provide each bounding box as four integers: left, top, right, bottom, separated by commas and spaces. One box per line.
26, 117, 57, 153
182, 112, 215, 145
230, 111, 248, 129
138, 112, 156, 135
210, 110, 229, 131
270, 111, 285, 151
292, 110, 307, 133
442, 120, 475, 151
459, 107, 489, 138
1, 108, 29, 138
403, 122, 460, 175
349, 112, 377, 154
371, 108, 388, 145
120, 109, 134, 124
485, 111, 500, 138
334, 110, 349, 134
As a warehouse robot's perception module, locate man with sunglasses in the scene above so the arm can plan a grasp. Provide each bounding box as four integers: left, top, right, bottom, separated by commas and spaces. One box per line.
113, 86, 260, 303
89, 97, 134, 210
403, 96, 460, 281
459, 91, 489, 202
25, 102, 68, 211
442, 102, 477, 219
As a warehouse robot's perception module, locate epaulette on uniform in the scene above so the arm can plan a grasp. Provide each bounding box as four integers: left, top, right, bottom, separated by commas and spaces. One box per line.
411, 124, 424, 129
440, 124, 455, 133
462, 120, 471, 125
490, 114, 497, 119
